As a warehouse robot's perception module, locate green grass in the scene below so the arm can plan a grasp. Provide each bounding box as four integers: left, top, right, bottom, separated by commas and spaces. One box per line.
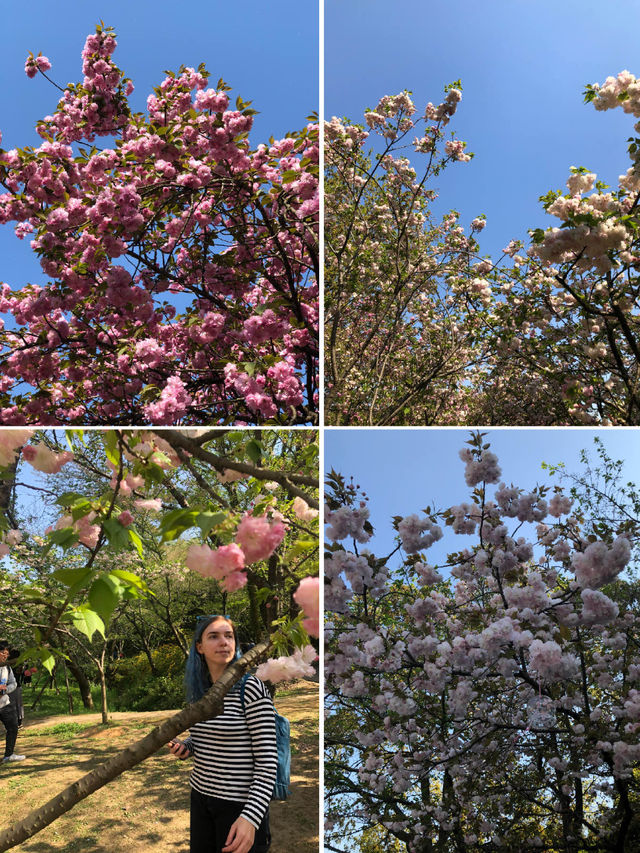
23, 722, 98, 740
24, 683, 114, 720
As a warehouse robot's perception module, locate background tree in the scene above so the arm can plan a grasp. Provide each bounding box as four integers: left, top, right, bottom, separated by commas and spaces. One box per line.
325, 87, 491, 426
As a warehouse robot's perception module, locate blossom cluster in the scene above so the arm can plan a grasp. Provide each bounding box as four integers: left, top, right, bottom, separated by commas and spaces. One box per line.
256, 644, 317, 683
185, 512, 286, 593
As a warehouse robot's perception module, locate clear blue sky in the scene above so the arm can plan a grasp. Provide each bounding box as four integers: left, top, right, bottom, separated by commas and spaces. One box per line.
326, 0, 640, 259
325, 428, 640, 567
0, 0, 318, 291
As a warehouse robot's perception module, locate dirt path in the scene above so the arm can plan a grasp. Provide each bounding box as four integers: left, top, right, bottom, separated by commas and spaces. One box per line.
0, 682, 319, 853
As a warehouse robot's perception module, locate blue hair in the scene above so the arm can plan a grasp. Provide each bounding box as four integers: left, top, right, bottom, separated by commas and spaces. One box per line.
184, 615, 242, 703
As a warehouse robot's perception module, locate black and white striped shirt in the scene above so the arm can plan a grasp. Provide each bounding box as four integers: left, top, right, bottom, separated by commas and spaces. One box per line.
184, 675, 277, 828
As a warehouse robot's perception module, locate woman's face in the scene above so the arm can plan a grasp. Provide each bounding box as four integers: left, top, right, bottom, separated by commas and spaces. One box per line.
196, 618, 236, 669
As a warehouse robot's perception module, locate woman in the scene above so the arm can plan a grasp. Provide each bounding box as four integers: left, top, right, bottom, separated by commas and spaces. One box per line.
169, 615, 277, 853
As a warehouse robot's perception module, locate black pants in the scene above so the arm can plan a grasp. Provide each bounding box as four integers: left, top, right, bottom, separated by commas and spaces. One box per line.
0, 703, 18, 758
190, 789, 271, 853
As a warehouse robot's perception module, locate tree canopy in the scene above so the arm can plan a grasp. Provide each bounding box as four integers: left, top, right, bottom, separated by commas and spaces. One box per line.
325, 72, 640, 425
0, 25, 318, 425
325, 433, 640, 852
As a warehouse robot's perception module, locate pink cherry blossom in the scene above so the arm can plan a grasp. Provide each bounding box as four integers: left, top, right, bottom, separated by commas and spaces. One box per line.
255, 644, 317, 682
293, 576, 319, 637
0, 26, 318, 426
0, 430, 34, 466
133, 498, 162, 512
235, 513, 286, 563
292, 496, 319, 521
219, 571, 248, 593
21, 444, 73, 473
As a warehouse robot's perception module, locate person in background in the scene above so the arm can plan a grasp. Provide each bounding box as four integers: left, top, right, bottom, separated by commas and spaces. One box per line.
22, 664, 36, 687
0, 640, 24, 762
168, 615, 277, 853
8, 649, 24, 728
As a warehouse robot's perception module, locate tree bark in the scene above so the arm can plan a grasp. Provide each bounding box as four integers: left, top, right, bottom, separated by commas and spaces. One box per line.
98, 645, 108, 725
0, 641, 272, 852
54, 632, 94, 709
65, 657, 94, 709
62, 660, 73, 715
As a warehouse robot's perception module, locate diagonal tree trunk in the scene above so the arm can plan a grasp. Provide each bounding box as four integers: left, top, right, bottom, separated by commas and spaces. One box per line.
0, 641, 272, 852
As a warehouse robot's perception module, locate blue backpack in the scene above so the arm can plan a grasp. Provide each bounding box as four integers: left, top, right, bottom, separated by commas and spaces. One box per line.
239, 675, 291, 800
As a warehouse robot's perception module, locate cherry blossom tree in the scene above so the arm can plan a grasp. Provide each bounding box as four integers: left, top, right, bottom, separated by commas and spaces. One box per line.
325, 85, 492, 426
473, 71, 640, 426
326, 71, 640, 426
325, 433, 640, 852
0, 426, 319, 850
0, 24, 318, 425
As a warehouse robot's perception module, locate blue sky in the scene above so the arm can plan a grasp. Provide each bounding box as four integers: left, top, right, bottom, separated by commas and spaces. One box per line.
326, 0, 640, 259
325, 428, 640, 567
0, 0, 318, 291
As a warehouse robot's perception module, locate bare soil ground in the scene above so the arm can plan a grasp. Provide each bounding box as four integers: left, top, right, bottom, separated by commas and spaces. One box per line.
0, 681, 319, 853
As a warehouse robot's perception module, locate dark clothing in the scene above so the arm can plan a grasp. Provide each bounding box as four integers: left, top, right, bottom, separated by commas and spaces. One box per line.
0, 703, 18, 757
8, 686, 23, 726
189, 789, 271, 853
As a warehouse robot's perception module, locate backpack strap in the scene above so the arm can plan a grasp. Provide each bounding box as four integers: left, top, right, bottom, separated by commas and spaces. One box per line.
238, 673, 250, 712
238, 674, 290, 800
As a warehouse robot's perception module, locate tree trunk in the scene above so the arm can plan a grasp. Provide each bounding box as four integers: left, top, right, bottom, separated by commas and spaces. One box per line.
247, 579, 261, 641
62, 660, 73, 715
60, 648, 94, 710
30, 665, 56, 711
30, 679, 47, 712
98, 647, 108, 725
125, 608, 158, 674
0, 641, 271, 852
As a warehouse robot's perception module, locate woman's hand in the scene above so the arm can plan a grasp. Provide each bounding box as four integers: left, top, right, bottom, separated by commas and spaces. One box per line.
222, 816, 256, 853
167, 739, 190, 760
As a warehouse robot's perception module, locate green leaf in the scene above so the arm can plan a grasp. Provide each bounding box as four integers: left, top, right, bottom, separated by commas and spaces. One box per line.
102, 517, 130, 552
40, 651, 56, 675
51, 566, 93, 593
102, 432, 120, 468
19, 588, 47, 602
70, 499, 94, 522
109, 569, 147, 590
284, 539, 317, 561
245, 439, 262, 464
48, 527, 79, 552
251, 498, 273, 518
64, 429, 85, 451
89, 575, 122, 624
71, 605, 105, 640
127, 528, 144, 557
56, 492, 86, 507
159, 508, 200, 541
195, 511, 228, 538
254, 587, 273, 606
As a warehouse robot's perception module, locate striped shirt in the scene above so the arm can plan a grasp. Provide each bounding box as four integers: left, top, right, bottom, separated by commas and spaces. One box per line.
184, 675, 277, 828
